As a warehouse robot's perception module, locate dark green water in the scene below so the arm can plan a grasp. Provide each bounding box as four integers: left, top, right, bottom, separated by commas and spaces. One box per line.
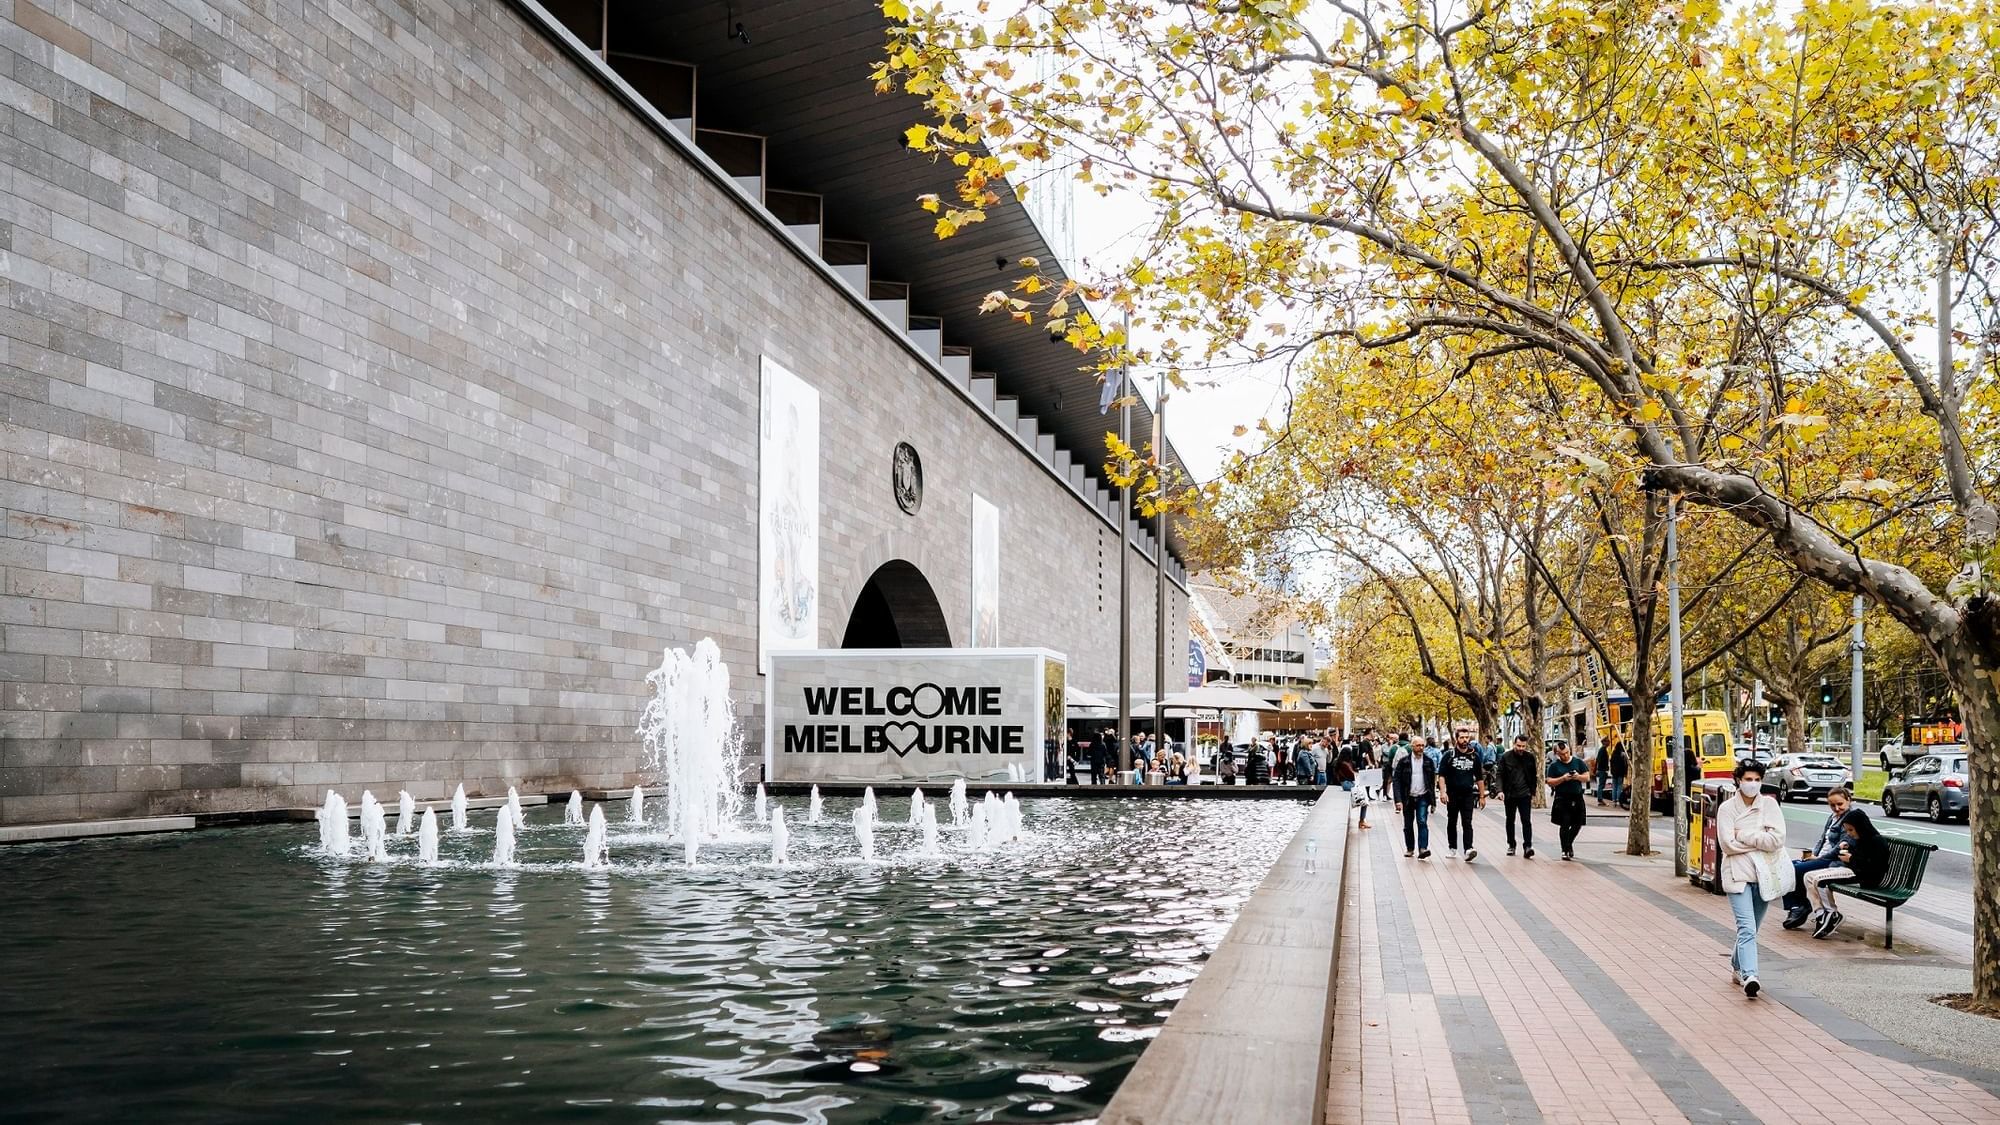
0, 795, 1305, 1124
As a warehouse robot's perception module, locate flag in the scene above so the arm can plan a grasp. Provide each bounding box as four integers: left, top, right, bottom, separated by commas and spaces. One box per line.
1099, 365, 1123, 414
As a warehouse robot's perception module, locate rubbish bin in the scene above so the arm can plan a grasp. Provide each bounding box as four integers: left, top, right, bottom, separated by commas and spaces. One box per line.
1692, 781, 1731, 894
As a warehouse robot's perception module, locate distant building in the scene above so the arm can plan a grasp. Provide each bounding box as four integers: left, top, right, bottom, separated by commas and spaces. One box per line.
1187, 575, 1337, 730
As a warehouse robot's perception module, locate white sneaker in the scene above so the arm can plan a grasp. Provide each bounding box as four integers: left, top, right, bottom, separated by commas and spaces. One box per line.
1742, 975, 1760, 998
1448, 848, 1460, 858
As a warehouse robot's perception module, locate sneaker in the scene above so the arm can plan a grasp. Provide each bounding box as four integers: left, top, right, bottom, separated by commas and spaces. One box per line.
1448, 848, 1459, 858
1465, 848, 1477, 862
1419, 849, 1432, 860
1406, 850, 1415, 857
1742, 975, 1760, 998
1507, 846, 1516, 857
1524, 847, 1535, 859
1782, 907, 1810, 931
1814, 911, 1843, 939
1561, 853, 1573, 861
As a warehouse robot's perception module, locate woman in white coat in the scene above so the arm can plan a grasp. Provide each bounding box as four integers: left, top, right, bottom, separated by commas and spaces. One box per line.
1715, 758, 1791, 998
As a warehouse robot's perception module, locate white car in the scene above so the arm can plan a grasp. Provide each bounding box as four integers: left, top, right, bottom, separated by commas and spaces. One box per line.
1766, 753, 1849, 802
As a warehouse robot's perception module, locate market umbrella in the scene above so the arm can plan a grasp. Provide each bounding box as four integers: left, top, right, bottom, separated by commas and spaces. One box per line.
1152, 680, 1283, 713
1064, 685, 1115, 712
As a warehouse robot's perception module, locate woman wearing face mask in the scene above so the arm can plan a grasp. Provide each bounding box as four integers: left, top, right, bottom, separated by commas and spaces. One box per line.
1715, 759, 1791, 998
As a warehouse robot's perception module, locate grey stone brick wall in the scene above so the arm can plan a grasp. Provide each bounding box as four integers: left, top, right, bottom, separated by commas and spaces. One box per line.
0, 0, 1186, 823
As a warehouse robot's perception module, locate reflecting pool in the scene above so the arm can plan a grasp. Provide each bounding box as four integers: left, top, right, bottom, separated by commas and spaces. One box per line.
0, 795, 1306, 1124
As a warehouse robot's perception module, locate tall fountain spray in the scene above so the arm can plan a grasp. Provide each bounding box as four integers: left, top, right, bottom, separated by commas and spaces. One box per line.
636, 638, 744, 852
860, 787, 877, 827
417, 806, 439, 865
949, 779, 969, 827
492, 808, 517, 867
918, 801, 940, 858
770, 805, 789, 865
582, 805, 609, 869
359, 791, 388, 862
507, 786, 526, 831
906, 787, 924, 826
629, 784, 645, 824
965, 802, 989, 851
451, 784, 468, 832
397, 790, 415, 836
318, 791, 350, 856
755, 784, 768, 824
566, 791, 584, 826
808, 785, 823, 825
854, 805, 875, 862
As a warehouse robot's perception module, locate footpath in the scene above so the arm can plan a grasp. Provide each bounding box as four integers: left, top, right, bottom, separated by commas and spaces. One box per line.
1326, 800, 1999, 1124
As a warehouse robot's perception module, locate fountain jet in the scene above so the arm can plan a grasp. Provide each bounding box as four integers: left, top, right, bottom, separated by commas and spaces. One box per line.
582, 805, 609, 869
507, 786, 526, 831
949, 779, 969, 827
906, 787, 924, 826
359, 791, 388, 862
636, 638, 744, 849
396, 790, 415, 836
451, 784, 469, 832
492, 807, 517, 867
917, 802, 940, 858
317, 791, 350, 856
770, 805, 789, 865
854, 805, 875, 862
755, 783, 768, 824
417, 806, 439, 865
808, 785, 823, 825
566, 790, 584, 826
629, 784, 645, 824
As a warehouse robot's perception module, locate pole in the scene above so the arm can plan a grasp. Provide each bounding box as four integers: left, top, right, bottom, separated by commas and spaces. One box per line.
1152, 366, 1167, 755
1116, 311, 1133, 778
1850, 595, 1866, 784
1668, 496, 1689, 877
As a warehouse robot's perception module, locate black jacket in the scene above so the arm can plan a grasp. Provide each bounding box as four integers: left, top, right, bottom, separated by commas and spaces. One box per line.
1844, 834, 1891, 887
1392, 751, 1439, 807
1497, 749, 1539, 798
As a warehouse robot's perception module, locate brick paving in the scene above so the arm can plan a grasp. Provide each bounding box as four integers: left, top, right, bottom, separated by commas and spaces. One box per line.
1329, 802, 1998, 1124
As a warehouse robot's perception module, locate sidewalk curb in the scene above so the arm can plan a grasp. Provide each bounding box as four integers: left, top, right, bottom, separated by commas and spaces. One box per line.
1100, 788, 1353, 1125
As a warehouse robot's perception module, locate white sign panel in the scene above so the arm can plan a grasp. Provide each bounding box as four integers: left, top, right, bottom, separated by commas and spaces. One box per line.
760, 356, 819, 673
766, 648, 1065, 783
969, 492, 999, 647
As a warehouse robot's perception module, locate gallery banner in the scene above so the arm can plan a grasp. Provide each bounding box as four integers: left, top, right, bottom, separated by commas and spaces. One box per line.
766, 649, 1066, 783
760, 356, 819, 673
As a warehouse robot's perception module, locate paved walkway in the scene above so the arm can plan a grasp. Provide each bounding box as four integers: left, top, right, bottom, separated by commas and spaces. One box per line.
1327, 801, 1998, 1124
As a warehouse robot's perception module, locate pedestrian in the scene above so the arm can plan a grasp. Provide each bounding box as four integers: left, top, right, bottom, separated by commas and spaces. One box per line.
1545, 742, 1590, 859
1781, 788, 1853, 930
1609, 740, 1631, 808
1498, 734, 1539, 858
1393, 735, 1438, 859
1716, 759, 1789, 998
1593, 738, 1613, 806
1439, 731, 1485, 861
1313, 738, 1329, 787
1803, 807, 1889, 939
1218, 741, 1236, 782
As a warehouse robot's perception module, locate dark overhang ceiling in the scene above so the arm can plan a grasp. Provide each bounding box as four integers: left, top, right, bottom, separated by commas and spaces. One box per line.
595, 0, 1189, 564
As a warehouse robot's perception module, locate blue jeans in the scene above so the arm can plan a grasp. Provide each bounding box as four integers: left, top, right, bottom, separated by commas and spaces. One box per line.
1728, 884, 1770, 977
1401, 800, 1431, 853
1784, 855, 1839, 912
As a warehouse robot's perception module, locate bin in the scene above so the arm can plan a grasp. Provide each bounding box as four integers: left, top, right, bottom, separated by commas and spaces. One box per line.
1692, 781, 1731, 894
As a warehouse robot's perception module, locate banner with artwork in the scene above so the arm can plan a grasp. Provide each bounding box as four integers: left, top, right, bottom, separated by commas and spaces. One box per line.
969, 492, 999, 647
760, 357, 819, 673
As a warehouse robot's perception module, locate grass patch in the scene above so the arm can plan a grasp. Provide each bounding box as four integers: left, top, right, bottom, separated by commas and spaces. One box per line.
1851, 769, 1887, 802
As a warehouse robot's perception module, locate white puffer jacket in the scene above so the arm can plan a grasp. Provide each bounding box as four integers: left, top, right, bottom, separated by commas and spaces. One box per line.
1715, 790, 1787, 895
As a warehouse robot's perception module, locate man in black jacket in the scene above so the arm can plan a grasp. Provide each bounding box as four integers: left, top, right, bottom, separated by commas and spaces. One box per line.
1497, 734, 1540, 858
1439, 732, 1486, 860
1393, 736, 1440, 859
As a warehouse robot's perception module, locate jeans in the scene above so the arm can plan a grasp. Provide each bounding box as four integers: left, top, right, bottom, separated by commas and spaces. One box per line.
1558, 821, 1582, 855
1504, 795, 1533, 849
1784, 854, 1840, 912
1443, 792, 1476, 850
1728, 884, 1770, 978
1401, 800, 1431, 853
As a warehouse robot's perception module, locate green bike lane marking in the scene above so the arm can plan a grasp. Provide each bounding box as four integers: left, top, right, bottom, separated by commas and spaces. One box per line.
1777, 802, 1970, 855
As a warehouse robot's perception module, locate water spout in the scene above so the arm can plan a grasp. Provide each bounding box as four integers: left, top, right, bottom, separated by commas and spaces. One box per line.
417, 806, 439, 865
917, 802, 940, 858
451, 784, 468, 832
566, 790, 584, 826
492, 807, 517, 867
318, 791, 350, 856
582, 804, 609, 869
359, 791, 388, 863
808, 785, 823, 825
629, 784, 645, 824
854, 805, 875, 863
507, 786, 526, 831
949, 779, 969, 827
906, 787, 924, 827
860, 786, 877, 827
770, 805, 789, 865
636, 638, 744, 848
755, 783, 768, 824
396, 790, 415, 836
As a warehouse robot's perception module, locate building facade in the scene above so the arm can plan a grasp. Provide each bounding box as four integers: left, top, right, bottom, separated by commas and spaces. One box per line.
1187, 575, 1337, 730
0, 0, 1187, 824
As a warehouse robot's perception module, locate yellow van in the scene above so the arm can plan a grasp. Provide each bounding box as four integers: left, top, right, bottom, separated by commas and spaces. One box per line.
1620, 709, 1732, 811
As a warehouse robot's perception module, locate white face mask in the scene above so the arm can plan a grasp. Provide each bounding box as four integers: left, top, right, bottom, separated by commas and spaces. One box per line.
1740, 780, 1762, 797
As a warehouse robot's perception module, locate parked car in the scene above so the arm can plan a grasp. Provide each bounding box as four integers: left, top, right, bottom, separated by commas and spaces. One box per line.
1880, 752, 1970, 823
1878, 736, 1965, 770
1766, 753, 1849, 802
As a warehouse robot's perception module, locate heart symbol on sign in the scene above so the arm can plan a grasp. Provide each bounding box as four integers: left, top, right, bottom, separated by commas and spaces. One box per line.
882, 721, 923, 757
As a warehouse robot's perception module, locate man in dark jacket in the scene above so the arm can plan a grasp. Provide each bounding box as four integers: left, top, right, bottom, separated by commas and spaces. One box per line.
1393, 736, 1440, 859
1608, 741, 1631, 808
1497, 734, 1540, 858
1593, 738, 1613, 805
1439, 732, 1486, 860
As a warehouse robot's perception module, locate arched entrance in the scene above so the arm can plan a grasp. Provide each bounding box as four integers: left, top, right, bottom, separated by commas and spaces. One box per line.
841, 560, 952, 648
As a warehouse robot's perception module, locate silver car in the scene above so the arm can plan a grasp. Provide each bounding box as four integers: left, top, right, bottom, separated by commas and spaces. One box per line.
1880, 753, 1970, 823
1767, 753, 1848, 802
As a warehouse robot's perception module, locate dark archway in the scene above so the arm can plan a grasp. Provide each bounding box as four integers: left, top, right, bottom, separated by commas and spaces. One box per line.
841, 560, 952, 648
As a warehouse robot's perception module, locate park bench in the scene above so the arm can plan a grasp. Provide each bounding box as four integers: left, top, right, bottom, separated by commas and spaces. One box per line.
1828, 837, 1937, 950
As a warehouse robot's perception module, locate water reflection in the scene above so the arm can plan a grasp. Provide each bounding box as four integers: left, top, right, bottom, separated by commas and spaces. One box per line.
0, 796, 1304, 1124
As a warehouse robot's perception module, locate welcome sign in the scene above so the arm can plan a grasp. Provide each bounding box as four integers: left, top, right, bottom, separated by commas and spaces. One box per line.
765, 649, 1065, 783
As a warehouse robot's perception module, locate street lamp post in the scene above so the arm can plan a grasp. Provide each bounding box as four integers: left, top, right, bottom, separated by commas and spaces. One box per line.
1668, 496, 1689, 878
1850, 596, 1866, 783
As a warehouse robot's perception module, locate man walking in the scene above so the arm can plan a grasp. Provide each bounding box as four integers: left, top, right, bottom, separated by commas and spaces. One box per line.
1546, 741, 1591, 859
1394, 735, 1439, 859
1498, 734, 1539, 858
1609, 740, 1631, 808
1592, 737, 1613, 806
1781, 788, 1854, 930
1440, 730, 1485, 860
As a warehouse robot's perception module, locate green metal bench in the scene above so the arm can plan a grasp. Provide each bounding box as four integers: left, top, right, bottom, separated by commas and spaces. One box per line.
1828, 837, 1937, 950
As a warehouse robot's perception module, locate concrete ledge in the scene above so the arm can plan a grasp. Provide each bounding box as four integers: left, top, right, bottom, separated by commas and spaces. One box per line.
1100, 787, 1352, 1125
0, 816, 198, 844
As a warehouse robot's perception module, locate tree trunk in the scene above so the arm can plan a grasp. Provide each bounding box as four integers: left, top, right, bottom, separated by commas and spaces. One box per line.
1626, 705, 1655, 855
1942, 600, 1999, 1005
1783, 696, 1808, 758
1526, 695, 1549, 809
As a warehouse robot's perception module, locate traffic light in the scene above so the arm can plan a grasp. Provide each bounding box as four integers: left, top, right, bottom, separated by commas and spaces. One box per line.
1820, 680, 1834, 707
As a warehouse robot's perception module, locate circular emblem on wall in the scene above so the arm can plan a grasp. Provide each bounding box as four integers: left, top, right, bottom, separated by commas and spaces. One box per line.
892, 442, 923, 515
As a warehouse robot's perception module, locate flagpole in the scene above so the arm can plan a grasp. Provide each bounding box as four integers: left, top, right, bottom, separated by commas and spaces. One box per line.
1116, 309, 1133, 779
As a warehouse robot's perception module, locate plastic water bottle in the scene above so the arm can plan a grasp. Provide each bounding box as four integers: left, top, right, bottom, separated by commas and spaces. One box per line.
1305, 834, 1319, 872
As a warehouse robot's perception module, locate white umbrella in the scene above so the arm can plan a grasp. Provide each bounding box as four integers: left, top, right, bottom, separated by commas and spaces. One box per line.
1065, 685, 1114, 711
1153, 680, 1283, 713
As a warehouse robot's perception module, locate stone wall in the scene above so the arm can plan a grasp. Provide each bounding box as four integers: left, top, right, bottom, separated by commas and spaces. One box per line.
0, 0, 1185, 823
